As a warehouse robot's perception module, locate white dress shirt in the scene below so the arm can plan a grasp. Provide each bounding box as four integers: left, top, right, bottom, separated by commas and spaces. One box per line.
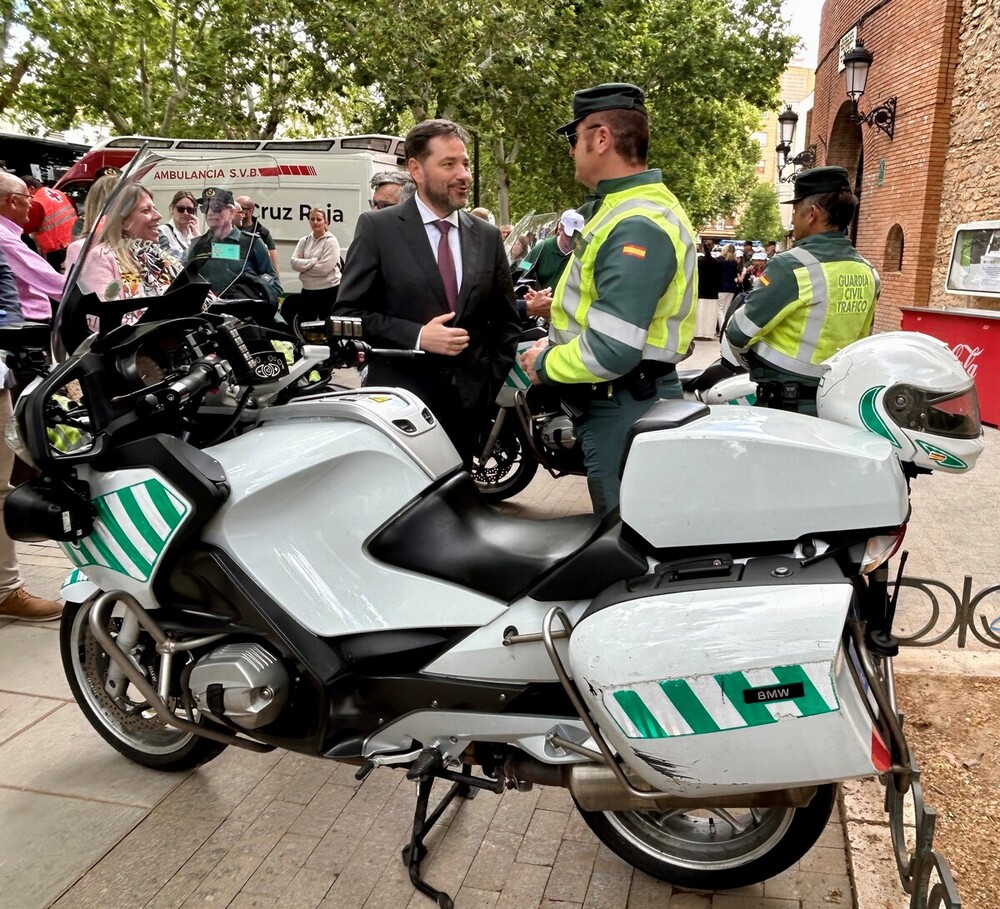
414, 193, 463, 290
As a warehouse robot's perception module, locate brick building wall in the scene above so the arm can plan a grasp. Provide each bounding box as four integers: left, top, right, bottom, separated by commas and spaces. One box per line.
812, 0, 962, 332
929, 0, 1000, 312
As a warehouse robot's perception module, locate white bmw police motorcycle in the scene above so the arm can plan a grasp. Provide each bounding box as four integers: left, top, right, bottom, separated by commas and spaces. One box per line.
5, 156, 982, 908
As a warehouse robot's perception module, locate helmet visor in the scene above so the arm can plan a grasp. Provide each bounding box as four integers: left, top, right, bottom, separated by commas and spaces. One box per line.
886, 383, 981, 440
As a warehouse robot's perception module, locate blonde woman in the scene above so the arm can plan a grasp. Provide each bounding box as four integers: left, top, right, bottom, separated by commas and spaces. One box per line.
290, 208, 342, 307
62, 173, 119, 273
78, 185, 182, 328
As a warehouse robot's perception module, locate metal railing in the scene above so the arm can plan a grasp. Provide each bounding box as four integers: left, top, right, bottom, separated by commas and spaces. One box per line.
892, 559, 1000, 649
884, 763, 962, 909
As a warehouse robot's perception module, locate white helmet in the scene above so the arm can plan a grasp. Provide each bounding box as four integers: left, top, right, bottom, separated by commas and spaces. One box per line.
817, 332, 983, 473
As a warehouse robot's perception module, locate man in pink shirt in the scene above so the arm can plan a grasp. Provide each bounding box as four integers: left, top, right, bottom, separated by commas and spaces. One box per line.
0, 173, 65, 322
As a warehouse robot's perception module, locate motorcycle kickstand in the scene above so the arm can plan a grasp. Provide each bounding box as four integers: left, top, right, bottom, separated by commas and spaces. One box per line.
402, 752, 502, 908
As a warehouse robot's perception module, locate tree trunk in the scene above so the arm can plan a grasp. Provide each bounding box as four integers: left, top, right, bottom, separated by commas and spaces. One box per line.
0, 51, 32, 117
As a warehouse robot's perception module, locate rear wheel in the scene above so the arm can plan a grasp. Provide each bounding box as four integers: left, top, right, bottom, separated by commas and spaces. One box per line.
472, 417, 538, 502
573, 784, 836, 890
60, 598, 227, 771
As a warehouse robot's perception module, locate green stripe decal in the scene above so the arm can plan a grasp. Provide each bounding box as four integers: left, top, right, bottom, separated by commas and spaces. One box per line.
93, 498, 151, 577
717, 672, 778, 727
118, 485, 165, 553
660, 679, 721, 734
606, 662, 838, 740
613, 690, 667, 738
146, 482, 184, 526
60, 479, 188, 582
772, 664, 835, 715
86, 527, 127, 575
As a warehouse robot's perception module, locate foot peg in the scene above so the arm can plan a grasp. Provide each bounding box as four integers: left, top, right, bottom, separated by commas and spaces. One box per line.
406, 746, 444, 781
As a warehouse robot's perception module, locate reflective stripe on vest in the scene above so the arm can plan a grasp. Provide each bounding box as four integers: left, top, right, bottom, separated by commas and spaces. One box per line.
34, 189, 77, 254
749, 246, 878, 378
549, 188, 696, 377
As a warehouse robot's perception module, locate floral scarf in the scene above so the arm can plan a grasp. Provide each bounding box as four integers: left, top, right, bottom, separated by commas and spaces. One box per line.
116, 240, 183, 298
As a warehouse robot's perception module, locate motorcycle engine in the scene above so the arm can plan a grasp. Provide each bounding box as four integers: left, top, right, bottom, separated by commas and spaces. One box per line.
541, 414, 577, 450
188, 642, 289, 730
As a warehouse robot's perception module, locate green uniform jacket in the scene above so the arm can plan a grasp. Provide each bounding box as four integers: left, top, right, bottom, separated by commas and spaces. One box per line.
521, 235, 571, 290
725, 230, 880, 384
536, 170, 697, 385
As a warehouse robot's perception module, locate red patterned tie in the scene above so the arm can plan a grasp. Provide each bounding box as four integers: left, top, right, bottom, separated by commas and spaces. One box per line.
436, 220, 458, 311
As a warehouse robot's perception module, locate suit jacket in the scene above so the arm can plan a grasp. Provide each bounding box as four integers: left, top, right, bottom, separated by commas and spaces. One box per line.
334, 197, 520, 411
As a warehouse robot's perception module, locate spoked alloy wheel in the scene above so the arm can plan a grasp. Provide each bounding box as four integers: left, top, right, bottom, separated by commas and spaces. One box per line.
574, 784, 836, 890
472, 418, 538, 502
60, 598, 226, 771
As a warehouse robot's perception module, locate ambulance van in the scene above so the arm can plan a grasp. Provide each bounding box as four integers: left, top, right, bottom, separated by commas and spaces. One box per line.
56, 134, 406, 291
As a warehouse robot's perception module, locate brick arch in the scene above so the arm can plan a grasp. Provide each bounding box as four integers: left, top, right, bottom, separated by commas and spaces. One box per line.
826, 101, 863, 188
884, 224, 904, 272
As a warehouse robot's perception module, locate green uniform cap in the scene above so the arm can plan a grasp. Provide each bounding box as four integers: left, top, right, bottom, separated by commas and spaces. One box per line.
556, 83, 647, 135
781, 166, 851, 203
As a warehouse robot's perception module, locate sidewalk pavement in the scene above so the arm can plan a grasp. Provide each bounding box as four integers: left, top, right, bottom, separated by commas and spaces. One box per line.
1, 343, 996, 909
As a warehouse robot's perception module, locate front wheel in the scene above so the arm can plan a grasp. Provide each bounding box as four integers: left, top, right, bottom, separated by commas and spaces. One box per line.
60, 598, 227, 771
573, 784, 836, 891
471, 415, 539, 502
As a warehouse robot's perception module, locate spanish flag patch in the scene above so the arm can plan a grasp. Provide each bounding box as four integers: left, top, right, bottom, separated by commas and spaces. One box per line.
622, 244, 647, 259
760, 275, 770, 286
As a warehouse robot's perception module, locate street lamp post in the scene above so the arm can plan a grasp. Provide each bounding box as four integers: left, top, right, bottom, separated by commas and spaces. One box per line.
775, 105, 816, 183
843, 42, 897, 140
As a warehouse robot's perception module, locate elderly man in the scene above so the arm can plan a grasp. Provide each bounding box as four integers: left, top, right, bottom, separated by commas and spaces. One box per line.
0, 173, 65, 323
185, 187, 282, 303
235, 194, 278, 269
0, 233, 63, 620
369, 171, 416, 209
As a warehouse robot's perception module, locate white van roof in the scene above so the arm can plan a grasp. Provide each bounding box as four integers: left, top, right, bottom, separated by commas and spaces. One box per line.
91, 134, 406, 161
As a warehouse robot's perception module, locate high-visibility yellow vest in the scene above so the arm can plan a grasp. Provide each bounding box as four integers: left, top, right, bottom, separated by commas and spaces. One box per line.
749, 246, 879, 378
545, 182, 697, 383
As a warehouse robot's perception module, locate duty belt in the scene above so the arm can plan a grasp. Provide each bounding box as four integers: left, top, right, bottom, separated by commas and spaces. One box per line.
587, 361, 676, 400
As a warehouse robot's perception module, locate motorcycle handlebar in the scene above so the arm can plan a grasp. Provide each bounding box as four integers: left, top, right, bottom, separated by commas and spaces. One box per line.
143, 359, 223, 410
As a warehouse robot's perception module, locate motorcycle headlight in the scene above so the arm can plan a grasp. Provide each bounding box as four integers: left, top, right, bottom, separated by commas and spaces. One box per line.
4, 409, 35, 469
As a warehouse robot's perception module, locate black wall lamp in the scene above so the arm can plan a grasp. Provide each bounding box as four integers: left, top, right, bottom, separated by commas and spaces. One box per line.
843, 41, 897, 140
775, 106, 816, 182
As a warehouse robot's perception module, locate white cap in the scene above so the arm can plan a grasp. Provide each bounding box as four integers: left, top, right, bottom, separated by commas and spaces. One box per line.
560, 209, 585, 236
751, 251, 768, 261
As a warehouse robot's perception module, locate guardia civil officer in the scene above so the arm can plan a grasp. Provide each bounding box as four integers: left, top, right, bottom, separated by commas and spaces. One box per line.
519, 84, 698, 516
725, 166, 880, 414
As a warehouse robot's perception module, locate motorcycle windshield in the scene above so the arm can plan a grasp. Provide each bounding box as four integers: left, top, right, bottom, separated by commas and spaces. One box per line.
55, 145, 291, 359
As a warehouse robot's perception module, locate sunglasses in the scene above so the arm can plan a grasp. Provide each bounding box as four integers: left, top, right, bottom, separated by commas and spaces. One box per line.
370, 199, 394, 210
566, 124, 604, 149
174, 205, 197, 214
202, 201, 230, 214
241, 205, 255, 211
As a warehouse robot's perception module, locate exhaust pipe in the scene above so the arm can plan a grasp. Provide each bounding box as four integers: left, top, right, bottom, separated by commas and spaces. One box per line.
507, 757, 817, 811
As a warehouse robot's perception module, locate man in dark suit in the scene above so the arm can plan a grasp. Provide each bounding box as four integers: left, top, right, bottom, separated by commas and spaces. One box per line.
335, 119, 520, 466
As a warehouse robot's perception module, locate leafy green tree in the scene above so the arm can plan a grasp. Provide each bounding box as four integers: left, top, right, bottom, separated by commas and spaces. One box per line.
7, 0, 797, 226
736, 181, 785, 243
12, 0, 349, 138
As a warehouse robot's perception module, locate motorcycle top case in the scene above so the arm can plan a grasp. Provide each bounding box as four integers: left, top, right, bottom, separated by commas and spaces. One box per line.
620, 405, 909, 549
569, 578, 890, 796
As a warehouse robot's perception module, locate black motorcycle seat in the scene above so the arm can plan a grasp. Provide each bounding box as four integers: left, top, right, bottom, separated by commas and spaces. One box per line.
368, 473, 644, 602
